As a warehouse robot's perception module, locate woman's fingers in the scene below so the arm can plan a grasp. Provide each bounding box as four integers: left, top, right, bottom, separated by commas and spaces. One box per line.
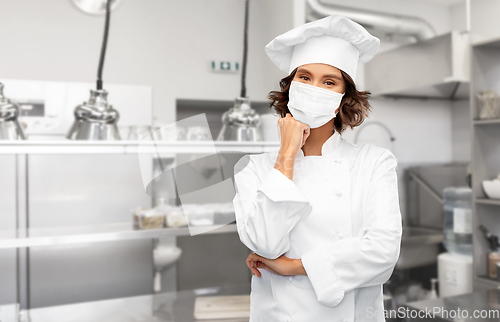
301, 125, 311, 148
247, 260, 260, 277
246, 253, 265, 277
251, 261, 261, 277
246, 258, 260, 277
278, 113, 311, 157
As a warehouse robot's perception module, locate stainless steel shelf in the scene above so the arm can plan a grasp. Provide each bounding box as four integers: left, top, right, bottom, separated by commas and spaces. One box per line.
0, 140, 280, 154
473, 118, 500, 125
0, 222, 238, 249
475, 198, 500, 206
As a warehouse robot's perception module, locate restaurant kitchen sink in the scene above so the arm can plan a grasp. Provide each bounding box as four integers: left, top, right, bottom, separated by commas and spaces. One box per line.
395, 226, 443, 270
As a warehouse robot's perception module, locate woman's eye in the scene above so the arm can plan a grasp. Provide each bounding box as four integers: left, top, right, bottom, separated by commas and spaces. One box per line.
300, 76, 310, 81
325, 81, 335, 86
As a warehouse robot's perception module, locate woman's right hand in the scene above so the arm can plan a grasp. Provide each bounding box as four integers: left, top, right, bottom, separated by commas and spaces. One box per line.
277, 113, 310, 157
274, 113, 310, 181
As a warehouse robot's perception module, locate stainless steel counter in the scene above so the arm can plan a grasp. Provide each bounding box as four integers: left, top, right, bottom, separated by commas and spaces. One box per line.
24, 283, 251, 322
404, 289, 500, 322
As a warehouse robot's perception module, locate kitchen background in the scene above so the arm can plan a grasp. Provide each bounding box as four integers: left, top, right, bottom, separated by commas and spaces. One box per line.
1, 0, 500, 321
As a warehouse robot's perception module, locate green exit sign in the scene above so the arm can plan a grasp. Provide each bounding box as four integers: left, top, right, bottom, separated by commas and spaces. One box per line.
211, 61, 239, 72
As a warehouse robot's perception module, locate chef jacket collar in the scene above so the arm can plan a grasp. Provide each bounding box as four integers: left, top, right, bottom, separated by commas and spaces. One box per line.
297, 130, 342, 158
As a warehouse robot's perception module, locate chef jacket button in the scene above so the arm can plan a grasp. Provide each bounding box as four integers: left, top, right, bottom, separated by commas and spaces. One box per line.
335, 191, 342, 197
288, 276, 293, 282
338, 232, 344, 239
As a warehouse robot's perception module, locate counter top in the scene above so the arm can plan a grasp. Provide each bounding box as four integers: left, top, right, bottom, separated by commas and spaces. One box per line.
404, 289, 500, 322
25, 283, 251, 322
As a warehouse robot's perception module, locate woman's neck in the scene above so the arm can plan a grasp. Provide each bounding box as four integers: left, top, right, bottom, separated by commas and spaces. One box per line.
301, 122, 335, 156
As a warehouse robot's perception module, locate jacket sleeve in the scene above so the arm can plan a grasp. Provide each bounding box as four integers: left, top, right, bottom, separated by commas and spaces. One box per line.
300, 149, 402, 307
232, 154, 313, 259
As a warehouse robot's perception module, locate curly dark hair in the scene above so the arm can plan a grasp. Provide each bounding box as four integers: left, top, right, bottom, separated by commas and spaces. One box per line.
268, 67, 372, 134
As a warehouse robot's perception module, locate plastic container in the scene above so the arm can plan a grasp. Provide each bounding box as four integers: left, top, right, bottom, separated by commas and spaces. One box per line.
132, 207, 165, 230
165, 206, 188, 228
443, 186, 473, 256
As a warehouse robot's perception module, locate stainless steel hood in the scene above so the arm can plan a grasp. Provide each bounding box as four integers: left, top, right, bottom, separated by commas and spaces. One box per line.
306, 0, 435, 41
364, 31, 470, 100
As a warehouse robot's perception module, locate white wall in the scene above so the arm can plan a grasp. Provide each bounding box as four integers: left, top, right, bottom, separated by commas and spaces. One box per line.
343, 98, 453, 163
0, 0, 294, 124
469, 0, 500, 41
0, 0, 476, 221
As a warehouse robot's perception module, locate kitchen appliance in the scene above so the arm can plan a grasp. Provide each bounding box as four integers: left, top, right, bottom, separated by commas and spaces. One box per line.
217, 0, 261, 142
0, 83, 26, 140
67, 0, 121, 140
442, 186, 473, 256
438, 186, 473, 297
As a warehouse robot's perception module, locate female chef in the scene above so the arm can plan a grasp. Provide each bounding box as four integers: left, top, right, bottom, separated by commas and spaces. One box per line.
232, 15, 402, 322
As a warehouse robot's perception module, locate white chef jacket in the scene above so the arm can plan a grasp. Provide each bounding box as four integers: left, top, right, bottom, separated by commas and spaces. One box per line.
232, 130, 402, 322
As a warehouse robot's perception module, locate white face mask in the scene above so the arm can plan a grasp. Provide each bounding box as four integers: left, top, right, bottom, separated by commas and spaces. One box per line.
287, 80, 344, 128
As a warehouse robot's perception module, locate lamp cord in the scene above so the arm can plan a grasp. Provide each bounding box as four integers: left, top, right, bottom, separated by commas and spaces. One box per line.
97, 0, 112, 90
240, 0, 249, 98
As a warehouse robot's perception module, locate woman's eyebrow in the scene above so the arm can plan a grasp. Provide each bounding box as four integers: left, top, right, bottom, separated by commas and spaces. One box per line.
323, 74, 342, 81
297, 68, 341, 81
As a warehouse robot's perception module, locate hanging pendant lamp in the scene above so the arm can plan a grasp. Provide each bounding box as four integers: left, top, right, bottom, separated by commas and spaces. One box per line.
217, 0, 261, 142
0, 83, 27, 140
66, 0, 120, 140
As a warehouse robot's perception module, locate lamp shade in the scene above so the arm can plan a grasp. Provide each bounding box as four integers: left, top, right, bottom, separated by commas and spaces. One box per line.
0, 83, 26, 140
66, 89, 120, 140
217, 97, 261, 142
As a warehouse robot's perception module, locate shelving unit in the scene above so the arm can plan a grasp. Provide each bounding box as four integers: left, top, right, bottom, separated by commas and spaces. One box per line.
0, 222, 237, 249
470, 36, 500, 291
0, 140, 277, 313
0, 140, 280, 155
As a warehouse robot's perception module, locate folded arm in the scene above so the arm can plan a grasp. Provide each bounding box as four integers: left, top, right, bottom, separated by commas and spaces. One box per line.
300, 149, 403, 307
233, 155, 312, 259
